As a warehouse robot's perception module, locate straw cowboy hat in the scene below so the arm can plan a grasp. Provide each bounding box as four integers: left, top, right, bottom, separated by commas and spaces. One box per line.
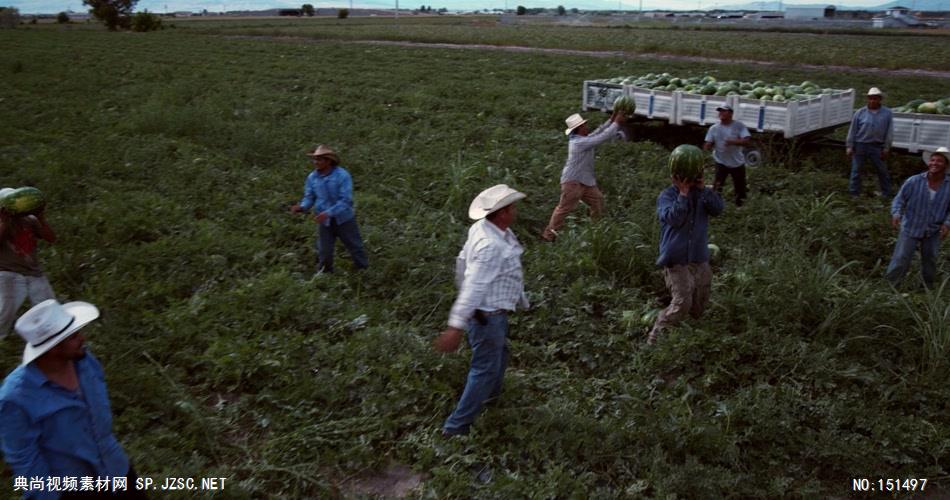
867, 87, 884, 96
15, 299, 99, 365
923, 146, 950, 165
564, 113, 588, 136
305, 145, 340, 165
468, 184, 526, 221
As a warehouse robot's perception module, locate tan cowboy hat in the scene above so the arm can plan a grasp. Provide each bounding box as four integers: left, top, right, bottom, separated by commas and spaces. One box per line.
15, 299, 100, 365
305, 145, 340, 164
923, 146, 950, 165
468, 184, 526, 221
867, 87, 884, 97
564, 113, 588, 136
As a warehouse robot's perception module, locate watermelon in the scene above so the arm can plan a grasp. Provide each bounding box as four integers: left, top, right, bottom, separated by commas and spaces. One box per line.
917, 102, 938, 114
612, 95, 636, 117
669, 144, 705, 180
0, 186, 45, 215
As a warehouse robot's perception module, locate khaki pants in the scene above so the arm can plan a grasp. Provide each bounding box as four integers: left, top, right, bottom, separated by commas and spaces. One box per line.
648, 262, 712, 342
542, 181, 604, 240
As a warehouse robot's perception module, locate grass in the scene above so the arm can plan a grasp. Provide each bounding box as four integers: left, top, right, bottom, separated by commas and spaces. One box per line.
150, 15, 950, 72
1, 24, 949, 498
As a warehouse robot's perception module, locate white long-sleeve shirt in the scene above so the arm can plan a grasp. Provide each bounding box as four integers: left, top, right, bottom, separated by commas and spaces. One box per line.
448, 219, 529, 330
560, 121, 620, 186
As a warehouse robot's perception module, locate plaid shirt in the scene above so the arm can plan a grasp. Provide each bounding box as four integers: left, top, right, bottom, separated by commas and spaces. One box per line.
560, 121, 620, 186
891, 173, 950, 239
448, 219, 529, 330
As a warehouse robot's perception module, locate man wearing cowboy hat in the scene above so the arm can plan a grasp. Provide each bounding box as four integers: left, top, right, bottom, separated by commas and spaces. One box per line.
846, 87, 894, 198
291, 145, 369, 273
541, 110, 627, 242
885, 147, 950, 288
434, 184, 529, 437
0, 299, 146, 499
0, 194, 57, 337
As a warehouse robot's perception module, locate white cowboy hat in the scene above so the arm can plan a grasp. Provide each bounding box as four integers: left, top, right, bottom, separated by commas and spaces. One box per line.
468, 184, 526, 221
15, 299, 100, 365
564, 113, 588, 136
923, 146, 950, 165
305, 144, 340, 165
867, 87, 884, 96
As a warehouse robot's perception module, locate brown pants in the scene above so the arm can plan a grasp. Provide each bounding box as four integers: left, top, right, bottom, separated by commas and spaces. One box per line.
649, 262, 712, 342
542, 181, 604, 240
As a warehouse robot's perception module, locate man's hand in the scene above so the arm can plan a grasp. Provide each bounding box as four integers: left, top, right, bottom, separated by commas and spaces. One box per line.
892, 215, 901, 231
672, 176, 691, 196
846, 147, 853, 158
941, 224, 949, 240
612, 111, 628, 124
290, 204, 304, 214
314, 212, 329, 224
434, 327, 464, 353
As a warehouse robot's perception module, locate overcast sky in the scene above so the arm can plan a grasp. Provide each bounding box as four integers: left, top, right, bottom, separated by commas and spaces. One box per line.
8, 0, 944, 15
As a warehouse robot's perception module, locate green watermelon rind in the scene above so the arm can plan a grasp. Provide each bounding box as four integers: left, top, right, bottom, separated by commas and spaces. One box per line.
669, 145, 705, 180
0, 187, 46, 215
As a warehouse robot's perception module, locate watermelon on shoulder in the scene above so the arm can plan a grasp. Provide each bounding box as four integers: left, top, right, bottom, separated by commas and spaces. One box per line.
0, 187, 46, 215
669, 144, 705, 180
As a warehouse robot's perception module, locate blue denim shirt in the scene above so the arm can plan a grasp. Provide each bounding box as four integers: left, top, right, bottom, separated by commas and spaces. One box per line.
846, 106, 893, 149
0, 353, 130, 499
891, 173, 950, 239
656, 186, 724, 267
298, 166, 356, 225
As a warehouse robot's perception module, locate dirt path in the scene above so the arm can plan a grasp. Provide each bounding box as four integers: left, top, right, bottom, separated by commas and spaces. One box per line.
226, 35, 950, 79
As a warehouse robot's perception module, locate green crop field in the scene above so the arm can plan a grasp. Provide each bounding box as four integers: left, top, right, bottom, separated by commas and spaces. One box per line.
1, 20, 949, 498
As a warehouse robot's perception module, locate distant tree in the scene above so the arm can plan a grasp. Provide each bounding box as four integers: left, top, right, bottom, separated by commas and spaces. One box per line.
516, 5, 526, 14
83, 0, 137, 30
0, 6, 21, 28
437, 7, 446, 12
337, 7, 348, 18
56, 11, 70, 22
301, 3, 314, 16
130, 9, 161, 31
570, 7, 578, 13
556, 4, 565, 15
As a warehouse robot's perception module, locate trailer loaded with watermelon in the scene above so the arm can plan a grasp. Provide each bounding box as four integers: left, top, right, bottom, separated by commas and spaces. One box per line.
582, 73, 950, 165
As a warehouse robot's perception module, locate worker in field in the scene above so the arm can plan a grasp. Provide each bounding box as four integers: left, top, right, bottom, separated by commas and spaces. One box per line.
648, 146, 724, 345
846, 87, 894, 198
0, 299, 148, 499
541, 110, 627, 242
290, 145, 369, 273
703, 105, 751, 207
885, 147, 950, 288
0, 189, 56, 338
434, 185, 529, 437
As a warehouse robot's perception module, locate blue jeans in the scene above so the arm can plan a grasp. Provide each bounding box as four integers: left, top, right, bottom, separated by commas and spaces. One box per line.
886, 230, 941, 287
849, 142, 891, 197
443, 313, 510, 435
316, 218, 368, 273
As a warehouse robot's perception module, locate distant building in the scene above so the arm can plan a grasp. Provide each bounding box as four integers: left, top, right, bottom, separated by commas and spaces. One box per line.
744, 11, 783, 19
872, 6, 931, 28
785, 5, 835, 20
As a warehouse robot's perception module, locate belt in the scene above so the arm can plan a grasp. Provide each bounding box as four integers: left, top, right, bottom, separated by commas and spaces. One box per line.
476, 309, 510, 317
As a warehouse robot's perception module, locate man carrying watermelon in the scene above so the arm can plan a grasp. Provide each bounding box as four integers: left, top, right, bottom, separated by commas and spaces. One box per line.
846, 87, 894, 198
703, 105, 751, 207
290, 145, 369, 273
647, 145, 724, 345
0, 187, 57, 338
885, 147, 950, 288
541, 110, 627, 242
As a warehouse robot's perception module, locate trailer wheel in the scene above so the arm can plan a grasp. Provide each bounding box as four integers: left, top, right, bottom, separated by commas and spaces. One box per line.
744, 148, 763, 168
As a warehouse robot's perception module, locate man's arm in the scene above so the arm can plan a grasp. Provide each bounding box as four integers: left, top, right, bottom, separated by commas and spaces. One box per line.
292, 175, 316, 213
845, 110, 859, 152
890, 178, 911, 229
447, 242, 501, 330
30, 212, 55, 244
883, 109, 894, 151
0, 402, 57, 500
571, 121, 620, 151
657, 187, 689, 227
702, 186, 725, 217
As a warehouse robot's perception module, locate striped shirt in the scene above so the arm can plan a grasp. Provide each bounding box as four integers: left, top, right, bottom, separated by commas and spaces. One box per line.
560, 121, 620, 186
448, 219, 529, 330
891, 173, 950, 239
846, 106, 893, 149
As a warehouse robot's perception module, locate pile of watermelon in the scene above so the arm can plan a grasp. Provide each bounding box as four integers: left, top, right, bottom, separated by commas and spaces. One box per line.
892, 97, 950, 115
596, 73, 844, 102
0, 187, 46, 215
